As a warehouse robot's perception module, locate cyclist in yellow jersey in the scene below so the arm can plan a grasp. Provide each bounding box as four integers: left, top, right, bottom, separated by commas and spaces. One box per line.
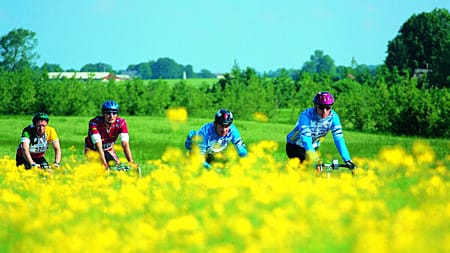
16, 112, 62, 169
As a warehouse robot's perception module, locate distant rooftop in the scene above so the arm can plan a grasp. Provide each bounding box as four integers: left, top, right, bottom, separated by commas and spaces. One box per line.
48, 72, 131, 81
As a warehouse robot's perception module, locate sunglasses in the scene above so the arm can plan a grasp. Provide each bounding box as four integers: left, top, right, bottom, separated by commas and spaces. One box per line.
317, 105, 332, 110
104, 111, 118, 115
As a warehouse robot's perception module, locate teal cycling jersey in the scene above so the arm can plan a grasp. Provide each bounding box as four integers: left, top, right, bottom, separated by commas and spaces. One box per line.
286, 108, 351, 161
186, 122, 247, 157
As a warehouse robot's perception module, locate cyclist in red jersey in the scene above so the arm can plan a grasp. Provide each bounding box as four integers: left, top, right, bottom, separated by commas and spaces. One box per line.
84, 100, 135, 168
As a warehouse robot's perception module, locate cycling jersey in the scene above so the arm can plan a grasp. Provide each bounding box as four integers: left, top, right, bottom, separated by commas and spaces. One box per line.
16, 124, 59, 159
84, 116, 130, 151
187, 122, 247, 157
286, 108, 351, 161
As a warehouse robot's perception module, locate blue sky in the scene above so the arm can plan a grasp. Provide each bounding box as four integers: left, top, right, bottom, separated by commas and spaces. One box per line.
1, 0, 449, 73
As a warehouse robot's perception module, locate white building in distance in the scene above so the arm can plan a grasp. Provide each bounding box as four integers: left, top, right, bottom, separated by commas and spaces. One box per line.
48, 72, 131, 81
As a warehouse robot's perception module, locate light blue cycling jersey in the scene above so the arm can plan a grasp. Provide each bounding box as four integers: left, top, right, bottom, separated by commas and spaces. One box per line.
286, 108, 351, 161
186, 122, 247, 157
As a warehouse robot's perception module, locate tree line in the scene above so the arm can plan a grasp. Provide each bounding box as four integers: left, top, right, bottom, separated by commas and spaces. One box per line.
0, 64, 448, 138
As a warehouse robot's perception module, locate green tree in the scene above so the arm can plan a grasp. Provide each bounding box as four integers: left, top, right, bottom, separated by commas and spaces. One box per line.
385, 8, 450, 87
301, 50, 336, 76
197, 69, 216, 78
169, 81, 212, 116
0, 69, 37, 114
151, 57, 183, 79
429, 38, 450, 88
41, 62, 63, 72
127, 62, 152, 79
80, 62, 113, 72
273, 68, 296, 108
0, 28, 38, 71
119, 79, 148, 115
147, 80, 171, 115
184, 64, 194, 78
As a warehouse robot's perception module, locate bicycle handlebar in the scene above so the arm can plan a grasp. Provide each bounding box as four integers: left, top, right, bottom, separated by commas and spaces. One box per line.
108, 164, 131, 171
320, 163, 353, 169
107, 163, 142, 177
316, 159, 356, 177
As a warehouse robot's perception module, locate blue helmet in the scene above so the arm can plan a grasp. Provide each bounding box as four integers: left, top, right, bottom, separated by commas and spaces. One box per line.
214, 109, 233, 126
101, 100, 119, 112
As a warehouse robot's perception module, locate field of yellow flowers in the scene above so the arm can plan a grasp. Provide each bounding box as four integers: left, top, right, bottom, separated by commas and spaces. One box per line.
1, 108, 449, 253
1, 139, 449, 253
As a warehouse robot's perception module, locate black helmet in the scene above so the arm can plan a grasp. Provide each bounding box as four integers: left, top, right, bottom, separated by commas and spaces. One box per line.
101, 100, 119, 112
32, 112, 49, 124
214, 109, 233, 126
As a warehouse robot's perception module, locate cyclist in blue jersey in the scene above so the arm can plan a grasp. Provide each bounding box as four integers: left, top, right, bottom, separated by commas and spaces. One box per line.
185, 109, 248, 168
286, 92, 356, 169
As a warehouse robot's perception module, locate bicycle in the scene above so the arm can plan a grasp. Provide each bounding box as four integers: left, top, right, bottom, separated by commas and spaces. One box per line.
107, 163, 142, 178
316, 159, 356, 177
39, 162, 52, 169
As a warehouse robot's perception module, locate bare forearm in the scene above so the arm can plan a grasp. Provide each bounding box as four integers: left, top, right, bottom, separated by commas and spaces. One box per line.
122, 142, 134, 163
96, 142, 108, 166
22, 143, 35, 164
53, 141, 62, 163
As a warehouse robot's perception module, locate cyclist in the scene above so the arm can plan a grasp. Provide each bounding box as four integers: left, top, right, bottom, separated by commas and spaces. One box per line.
286, 92, 356, 169
84, 100, 136, 168
185, 109, 248, 168
16, 112, 62, 169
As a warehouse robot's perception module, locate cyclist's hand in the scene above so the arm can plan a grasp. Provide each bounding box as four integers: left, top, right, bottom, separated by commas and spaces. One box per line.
52, 162, 61, 168
203, 161, 212, 169
31, 163, 41, 168
345, 160, 356, 170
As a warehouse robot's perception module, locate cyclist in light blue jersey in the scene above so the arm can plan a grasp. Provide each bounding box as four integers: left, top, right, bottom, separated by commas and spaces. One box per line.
185, 109, 248, 168
286, 92, 356, 169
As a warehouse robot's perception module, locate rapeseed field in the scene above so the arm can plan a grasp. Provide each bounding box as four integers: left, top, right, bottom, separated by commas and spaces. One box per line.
1, 109, 448, 252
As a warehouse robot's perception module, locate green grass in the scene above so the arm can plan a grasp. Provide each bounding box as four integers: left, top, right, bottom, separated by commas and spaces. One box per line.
2, 115, 449, 167
144, 78, 218, 87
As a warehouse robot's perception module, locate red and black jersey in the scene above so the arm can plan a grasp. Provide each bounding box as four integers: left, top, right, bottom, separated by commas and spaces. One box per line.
84, 116, 129, 151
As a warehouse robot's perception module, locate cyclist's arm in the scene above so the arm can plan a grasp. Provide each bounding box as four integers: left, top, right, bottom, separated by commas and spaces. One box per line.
48, 127, 61, 164
94, 141, 108, 167
121, 141, 134, 164
236, 144, 247, 157
197, 125, 210, 155
118, 121, 134, 164
331, 114, 351, 162
231, 125, 247, 157
52, 140, 62, 164
21, 140, 37, 166
335, 138, 351, 162
185, 130, 197, 150
298, 114, 316, 159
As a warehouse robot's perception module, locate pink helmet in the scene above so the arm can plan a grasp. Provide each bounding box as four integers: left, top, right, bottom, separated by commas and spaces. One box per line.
313, 92, 334, 105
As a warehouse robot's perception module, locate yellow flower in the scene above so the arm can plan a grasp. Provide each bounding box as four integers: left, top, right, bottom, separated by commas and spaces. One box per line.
2, 189, 23, 204
228, 216, 253, 236
166, 107, 188, 122
165, 215, 199, 232
412, 141, 435, 164
252, 112, 268, 122
378, 146, 416, 171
